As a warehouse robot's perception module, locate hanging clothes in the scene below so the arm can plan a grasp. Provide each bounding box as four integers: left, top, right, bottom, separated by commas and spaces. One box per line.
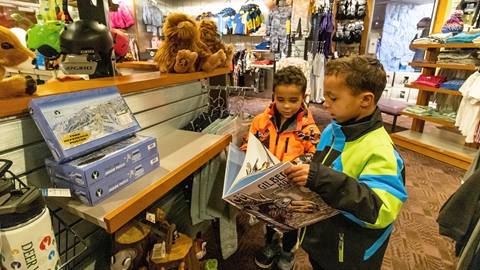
128, 35, 140, 61
142, 0, 163, 36
216, 7, 236, 35
232, 50, 247, 87
455, 71, 480, 143
291, 0, 311, 36
439, 151, 480, 270
320, 10, 334, 57
308, 8, 334, 58
109, 0, 135, 29
267, 5, 292, 56
438, 152, 480, 265
232, 4, 263, 35
187, 87, 253, 259
276, 57, 312, 102
311, 52, 325, 103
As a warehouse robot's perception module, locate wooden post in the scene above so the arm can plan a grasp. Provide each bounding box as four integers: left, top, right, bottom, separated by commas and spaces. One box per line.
411, 48, 437, 132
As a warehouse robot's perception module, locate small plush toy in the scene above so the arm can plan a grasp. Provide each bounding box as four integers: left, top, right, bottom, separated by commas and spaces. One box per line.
199, 19, 235, 68
174, 49, 198, 73
0, 25, 36, 98
154, 13, 226, 73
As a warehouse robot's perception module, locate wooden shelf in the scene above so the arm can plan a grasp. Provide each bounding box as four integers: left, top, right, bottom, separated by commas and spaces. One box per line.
409, 61, 477, 71
410, 43, 480, 49
403, 40, 477, 169
400, 111, 456, 127
48, 128, 232, 233
391, 129, 477, 169
116, 61, 157, 70
405, 83, 462, 96
0, 67, 230, 118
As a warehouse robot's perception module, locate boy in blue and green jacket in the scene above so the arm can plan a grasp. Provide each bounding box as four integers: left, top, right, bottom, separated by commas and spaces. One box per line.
285, 56, 408, 270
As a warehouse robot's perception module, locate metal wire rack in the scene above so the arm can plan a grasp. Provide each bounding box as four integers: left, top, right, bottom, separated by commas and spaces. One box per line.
1, 159, 90, 270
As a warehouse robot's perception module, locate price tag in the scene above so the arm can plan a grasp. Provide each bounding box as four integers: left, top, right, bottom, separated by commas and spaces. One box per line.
40, 188, 72, 197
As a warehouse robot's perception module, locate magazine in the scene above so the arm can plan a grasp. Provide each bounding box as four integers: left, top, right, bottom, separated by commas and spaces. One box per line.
223, 133, 339, 231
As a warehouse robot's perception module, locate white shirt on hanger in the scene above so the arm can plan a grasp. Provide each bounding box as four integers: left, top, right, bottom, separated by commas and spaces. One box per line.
456, 71, 480, 143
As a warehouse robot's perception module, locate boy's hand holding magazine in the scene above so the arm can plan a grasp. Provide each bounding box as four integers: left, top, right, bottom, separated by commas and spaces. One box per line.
223, 133, 338, 232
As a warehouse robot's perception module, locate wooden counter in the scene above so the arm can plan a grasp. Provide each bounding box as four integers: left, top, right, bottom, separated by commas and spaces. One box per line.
116, 61, 158, 70
0, 67, 230, 118
48, 127, 231, 233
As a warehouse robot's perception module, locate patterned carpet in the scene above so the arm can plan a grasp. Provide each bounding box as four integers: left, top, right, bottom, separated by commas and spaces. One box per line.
206, 97, 466, 270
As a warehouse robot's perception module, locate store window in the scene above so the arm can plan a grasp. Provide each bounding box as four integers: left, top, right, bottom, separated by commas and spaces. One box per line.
369, 0, 435, 72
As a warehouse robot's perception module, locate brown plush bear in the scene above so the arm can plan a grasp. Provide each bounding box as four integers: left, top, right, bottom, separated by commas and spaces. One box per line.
154, 13, 226, 73
0, 26, 36, 98
174, 50, 198, 73
199, 19, 235, 68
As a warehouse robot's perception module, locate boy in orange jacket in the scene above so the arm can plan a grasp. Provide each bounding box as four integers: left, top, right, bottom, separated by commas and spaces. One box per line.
241, 66, 320, 270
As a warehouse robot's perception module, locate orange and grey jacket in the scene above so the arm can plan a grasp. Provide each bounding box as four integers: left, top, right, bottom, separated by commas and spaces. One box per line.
241, 103, 320, 162
303, 108, 407, 269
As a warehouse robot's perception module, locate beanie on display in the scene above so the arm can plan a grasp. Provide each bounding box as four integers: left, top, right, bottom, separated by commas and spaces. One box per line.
442, 10, 464, 34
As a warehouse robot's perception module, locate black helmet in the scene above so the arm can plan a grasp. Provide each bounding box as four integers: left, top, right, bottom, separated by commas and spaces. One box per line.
60, 20, 113, 54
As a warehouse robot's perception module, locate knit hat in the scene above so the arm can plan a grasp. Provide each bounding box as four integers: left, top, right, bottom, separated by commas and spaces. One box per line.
442, 10, 464, 34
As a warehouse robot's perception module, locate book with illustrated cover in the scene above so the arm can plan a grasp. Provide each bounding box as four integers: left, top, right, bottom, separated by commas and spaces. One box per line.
222, 133, 339, 231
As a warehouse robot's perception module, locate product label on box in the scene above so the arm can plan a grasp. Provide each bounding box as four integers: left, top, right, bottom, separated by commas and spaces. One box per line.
147, 142, 156, 150
133, 165, 145, 178
61, 131, 91, 147
150, 156, 159, 165
42, 93, 136, 150
40, 188, 72, 197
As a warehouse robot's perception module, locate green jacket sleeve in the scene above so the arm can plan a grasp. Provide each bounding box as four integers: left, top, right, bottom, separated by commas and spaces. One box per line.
306, 147, 407, 229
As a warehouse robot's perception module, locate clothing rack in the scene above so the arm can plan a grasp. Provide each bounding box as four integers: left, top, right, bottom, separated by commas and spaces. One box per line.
183, 84, 253, 132
203, 85, 255, 117
304, 40, 326, 60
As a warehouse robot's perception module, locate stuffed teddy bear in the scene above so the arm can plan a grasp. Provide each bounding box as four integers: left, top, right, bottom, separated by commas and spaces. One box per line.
0, 25, 36, 98
154, 13, 226, 73
199, 19, 235, 68
174, 50, 198, 73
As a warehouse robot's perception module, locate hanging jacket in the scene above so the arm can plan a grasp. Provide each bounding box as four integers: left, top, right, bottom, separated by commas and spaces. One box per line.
303, 108, 407, 269
241, 103, 320, 162
109, 1, 135, 29
438, 165, 480, 256
267, 6, 292, 37
142, 0, 163, 33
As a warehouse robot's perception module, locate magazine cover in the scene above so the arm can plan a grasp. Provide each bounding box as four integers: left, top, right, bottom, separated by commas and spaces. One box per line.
223, 133, 339, 231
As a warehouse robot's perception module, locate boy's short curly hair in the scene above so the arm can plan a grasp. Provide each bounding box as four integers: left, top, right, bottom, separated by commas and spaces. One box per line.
325, 56, 387, 103
273, 66, 307, 94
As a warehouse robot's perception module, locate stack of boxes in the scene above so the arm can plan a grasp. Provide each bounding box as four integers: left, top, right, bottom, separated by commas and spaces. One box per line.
29, 87, 159, 206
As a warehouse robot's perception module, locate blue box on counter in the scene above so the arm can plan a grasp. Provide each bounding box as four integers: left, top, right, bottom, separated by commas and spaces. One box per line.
51, 153, 160, 206
29, 87, 140, 163
45, 135, 158, 187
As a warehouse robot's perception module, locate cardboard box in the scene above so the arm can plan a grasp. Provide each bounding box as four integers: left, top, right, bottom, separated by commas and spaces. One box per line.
46, 135, 158, 187
52, 153, 160, 206
29, 87, 140, 162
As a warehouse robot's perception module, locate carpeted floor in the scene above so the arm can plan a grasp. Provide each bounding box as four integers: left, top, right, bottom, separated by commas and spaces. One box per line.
206, 97, 466, 270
